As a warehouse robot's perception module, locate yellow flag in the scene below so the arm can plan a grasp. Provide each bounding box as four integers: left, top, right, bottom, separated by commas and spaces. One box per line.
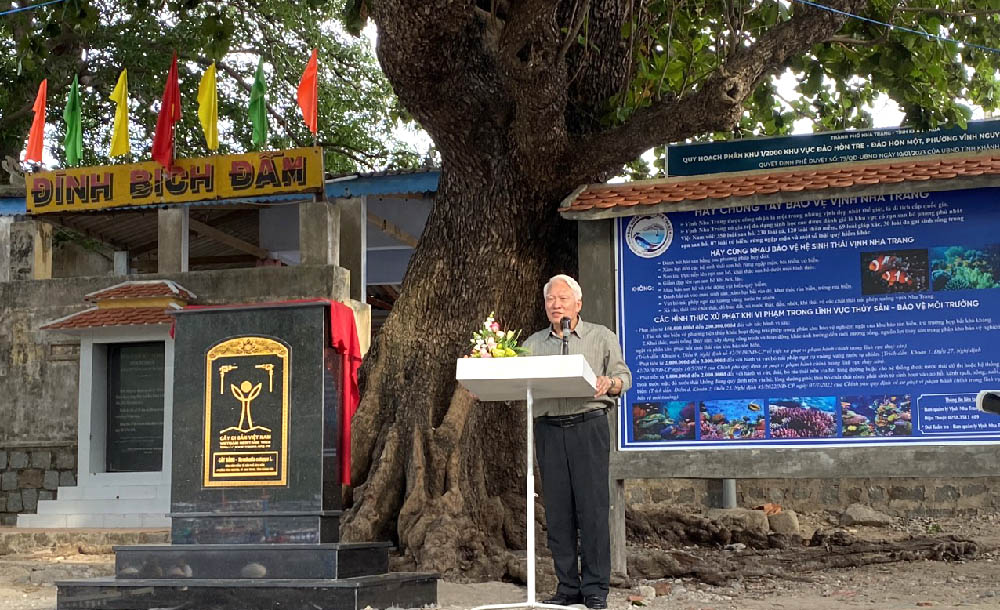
197, 62, 219, 151
108, 69, 130, 157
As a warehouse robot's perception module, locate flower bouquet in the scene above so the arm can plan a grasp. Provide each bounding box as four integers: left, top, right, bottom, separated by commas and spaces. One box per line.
466, 312, 529, 358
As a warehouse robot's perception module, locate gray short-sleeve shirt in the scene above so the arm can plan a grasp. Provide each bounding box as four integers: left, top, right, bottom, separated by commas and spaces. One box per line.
523, 318, 632, 417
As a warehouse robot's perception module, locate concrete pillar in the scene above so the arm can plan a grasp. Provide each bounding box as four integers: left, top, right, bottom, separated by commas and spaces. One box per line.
157, 208, 189, 273
299, 199, 340, 266
0, 217, 11, 282
577, 219, 616, 328
338, 197, 366, 301
708, 479, 739, 508
32, 220, 52, 280
113, 251, 129, 276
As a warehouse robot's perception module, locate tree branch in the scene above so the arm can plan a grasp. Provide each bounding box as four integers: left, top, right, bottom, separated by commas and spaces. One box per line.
563, 0, 868, 184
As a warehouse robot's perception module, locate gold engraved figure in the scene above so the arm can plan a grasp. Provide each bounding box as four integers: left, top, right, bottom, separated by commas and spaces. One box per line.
218, 365, 238, 394
222, 380, 271, 434
255, 364, 274, 392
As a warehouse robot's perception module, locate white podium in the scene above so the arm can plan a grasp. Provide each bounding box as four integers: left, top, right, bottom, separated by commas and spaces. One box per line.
456, 355, 597, 609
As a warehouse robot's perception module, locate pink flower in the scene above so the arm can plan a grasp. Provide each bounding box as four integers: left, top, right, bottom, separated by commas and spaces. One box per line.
491, 322, 500, 332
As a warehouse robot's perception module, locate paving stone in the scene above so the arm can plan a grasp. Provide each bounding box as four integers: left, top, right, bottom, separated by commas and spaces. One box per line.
0, 450, 7, 470
7, 493, 22, 512
59, 471, 76, 486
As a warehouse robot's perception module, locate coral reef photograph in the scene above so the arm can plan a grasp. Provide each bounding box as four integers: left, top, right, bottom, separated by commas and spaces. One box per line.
860, 249, 930, 295
769, 396, 838, 439
632, 401, 697, 441
930, 245, 1000, 291
864, 394, 912, 436
700, 399, 767, 440
841, 395, 876, 437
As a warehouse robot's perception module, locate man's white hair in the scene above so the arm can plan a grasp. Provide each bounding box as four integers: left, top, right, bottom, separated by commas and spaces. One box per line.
544, 274, 582, 301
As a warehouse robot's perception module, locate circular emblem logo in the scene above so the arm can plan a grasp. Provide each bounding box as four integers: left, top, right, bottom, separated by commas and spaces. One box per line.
626, 214, 673, 258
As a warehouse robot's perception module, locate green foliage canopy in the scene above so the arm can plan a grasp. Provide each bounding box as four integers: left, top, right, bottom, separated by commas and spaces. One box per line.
0, 0, 419, 174
621, 0, 1000, 145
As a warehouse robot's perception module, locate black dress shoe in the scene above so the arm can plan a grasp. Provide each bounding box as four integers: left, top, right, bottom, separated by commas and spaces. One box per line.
584, 595, 607, 609
542, 592, 583, 605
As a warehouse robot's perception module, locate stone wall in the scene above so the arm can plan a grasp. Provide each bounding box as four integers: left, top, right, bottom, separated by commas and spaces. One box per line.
627, 476, 1000, 517
0, 443, 76, 526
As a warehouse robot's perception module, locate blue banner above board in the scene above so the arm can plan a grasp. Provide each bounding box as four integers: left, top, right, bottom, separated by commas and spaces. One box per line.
667, 120, 1000, 176
616, 187, 1000, 451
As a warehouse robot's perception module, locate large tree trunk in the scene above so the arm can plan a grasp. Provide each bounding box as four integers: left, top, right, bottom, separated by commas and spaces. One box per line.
343, 0, 866, 579
342, 158, 577, 579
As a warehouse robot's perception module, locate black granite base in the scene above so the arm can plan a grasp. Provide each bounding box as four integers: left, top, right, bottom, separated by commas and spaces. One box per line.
115, 542, 390, 580
56, 573, 438, 610
170, 512, 341, 544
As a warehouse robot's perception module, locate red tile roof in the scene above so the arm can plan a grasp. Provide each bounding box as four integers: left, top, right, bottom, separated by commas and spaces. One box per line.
41, 306, 180, 331
560, 152, 1000, 219
85, 280, 196, 303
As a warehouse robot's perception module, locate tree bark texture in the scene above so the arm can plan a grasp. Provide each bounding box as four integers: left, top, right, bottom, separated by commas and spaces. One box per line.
344, 0, 869, 578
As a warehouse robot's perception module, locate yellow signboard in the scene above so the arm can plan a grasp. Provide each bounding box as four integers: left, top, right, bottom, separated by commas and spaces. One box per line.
27, 147, 324, 214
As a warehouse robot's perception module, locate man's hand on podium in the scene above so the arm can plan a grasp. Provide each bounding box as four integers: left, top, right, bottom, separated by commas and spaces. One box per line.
595, 376, 616, 398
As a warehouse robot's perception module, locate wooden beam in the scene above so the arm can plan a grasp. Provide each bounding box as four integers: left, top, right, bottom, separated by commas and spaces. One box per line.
367, 212, 419, 248
45, 216, 129, 252
189, 217, 269, 259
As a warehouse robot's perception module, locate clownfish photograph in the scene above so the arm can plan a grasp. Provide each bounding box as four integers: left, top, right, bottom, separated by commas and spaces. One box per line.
869, 255, 902, 272
882, 269, 912, 286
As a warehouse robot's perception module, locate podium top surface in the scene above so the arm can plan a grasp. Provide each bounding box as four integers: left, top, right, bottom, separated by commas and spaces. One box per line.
455, 354, 597, 401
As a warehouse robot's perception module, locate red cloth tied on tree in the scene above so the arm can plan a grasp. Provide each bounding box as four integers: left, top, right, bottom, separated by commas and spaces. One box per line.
327, 300, 362, 485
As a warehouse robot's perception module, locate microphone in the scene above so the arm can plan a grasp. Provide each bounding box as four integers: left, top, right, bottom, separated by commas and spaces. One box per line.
560, 317, 571, 355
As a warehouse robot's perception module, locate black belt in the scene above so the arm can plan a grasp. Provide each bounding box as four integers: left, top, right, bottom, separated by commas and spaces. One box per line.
538, 408, 608, 427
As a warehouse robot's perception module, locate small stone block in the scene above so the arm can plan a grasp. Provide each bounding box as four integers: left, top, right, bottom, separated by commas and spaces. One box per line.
0, 496, 6, 512
0, 514, 15, 526
7, 493, 22, 512
43, 470, 60, 491
21, 489, 38, 511
1, 472, 16, 491
17, 469, 43, 489
59, 471, 77, 487
0, 451, 7, 469
39, 491, 54, 501
9, 451, 28, 469
30, 451, 52, 469
55, 451, 76, 470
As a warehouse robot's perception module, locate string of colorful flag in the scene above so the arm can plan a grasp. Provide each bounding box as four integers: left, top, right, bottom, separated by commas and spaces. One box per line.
23, 48, 321, 168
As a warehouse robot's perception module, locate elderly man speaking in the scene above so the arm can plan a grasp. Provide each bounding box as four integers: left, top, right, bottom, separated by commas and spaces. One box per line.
523, 274, 632, 610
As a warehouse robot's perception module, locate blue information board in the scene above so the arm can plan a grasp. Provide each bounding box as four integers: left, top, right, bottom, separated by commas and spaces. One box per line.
616, 187, 1000, 450
667, 120, 1000, 176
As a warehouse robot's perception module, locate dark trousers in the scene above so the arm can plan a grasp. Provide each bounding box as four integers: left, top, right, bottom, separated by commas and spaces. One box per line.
534, 411, 610, 599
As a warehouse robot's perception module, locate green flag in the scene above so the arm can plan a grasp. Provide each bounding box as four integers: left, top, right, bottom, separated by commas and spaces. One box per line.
63, 74, 83, 165
249, 58, 268, 148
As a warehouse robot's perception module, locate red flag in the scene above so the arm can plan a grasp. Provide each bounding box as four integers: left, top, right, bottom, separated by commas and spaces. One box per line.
152, 53, 182, 168
297, 48, 319, 134
24, 79, 47, 163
